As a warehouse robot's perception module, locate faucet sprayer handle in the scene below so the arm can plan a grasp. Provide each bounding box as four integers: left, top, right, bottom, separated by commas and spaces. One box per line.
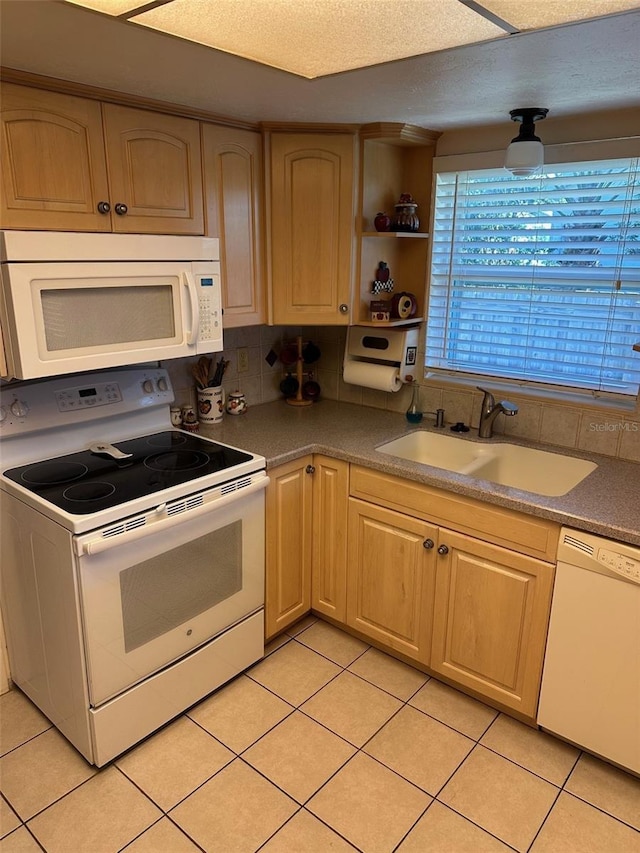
501, 401, 519, 415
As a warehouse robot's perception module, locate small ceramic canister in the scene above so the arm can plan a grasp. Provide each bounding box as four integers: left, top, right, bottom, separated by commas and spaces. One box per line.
226, 390, 247, 415
197, 386, 225, 424
181, 406, 199, 433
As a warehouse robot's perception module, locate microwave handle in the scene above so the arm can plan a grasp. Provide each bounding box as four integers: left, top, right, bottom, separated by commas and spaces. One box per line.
77, 475, 269, 556
182, 271, 200, 345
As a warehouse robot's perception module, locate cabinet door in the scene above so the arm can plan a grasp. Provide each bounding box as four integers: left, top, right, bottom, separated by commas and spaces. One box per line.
265, 457, 313, 639
269, 133, 355, 325
102, 103, 204, 234
431, 530, 555, 717
202, 124, 264, 326
0, 83, 110, 231
347, 498, 437, 662
311, 456, 349, 622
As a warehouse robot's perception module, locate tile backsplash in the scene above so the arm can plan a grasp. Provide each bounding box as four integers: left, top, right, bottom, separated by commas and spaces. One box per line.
164, 325, 639, 464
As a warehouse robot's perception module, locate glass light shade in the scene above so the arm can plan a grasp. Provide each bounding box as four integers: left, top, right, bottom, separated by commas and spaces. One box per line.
505, 140, 544, 176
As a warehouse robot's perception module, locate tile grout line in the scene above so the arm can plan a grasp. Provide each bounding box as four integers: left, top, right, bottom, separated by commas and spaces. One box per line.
9, 767, 99, 828
523, 782, 564, 852
552, 789, 640, 835
428, 741, 524, 852
0, 720, 54, 760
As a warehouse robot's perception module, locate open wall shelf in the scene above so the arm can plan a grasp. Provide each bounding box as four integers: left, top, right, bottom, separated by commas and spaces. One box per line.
355, 123, 440, 327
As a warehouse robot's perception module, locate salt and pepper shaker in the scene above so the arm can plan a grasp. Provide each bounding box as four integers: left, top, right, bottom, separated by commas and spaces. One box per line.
181, 405, 199, 433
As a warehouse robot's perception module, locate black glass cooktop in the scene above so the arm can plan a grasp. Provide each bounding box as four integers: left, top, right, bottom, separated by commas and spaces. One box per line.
3, 431, 253, 515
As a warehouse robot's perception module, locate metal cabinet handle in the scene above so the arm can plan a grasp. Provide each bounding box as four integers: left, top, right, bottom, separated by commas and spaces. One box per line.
423, 538, 434, 550
114, 202, 128, 215
437, 544, 449, 555
97, 201, 111, 214
338, 303, 349, 314
305, 464, 316, 474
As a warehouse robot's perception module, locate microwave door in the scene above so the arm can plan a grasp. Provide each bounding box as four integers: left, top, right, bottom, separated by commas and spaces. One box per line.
0, 261, 204, 379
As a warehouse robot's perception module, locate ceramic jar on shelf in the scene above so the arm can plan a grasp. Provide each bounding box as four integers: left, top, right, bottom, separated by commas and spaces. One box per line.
392, 193, 419, 232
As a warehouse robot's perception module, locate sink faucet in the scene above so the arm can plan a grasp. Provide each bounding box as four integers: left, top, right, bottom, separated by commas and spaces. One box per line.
477, 387, 518, 438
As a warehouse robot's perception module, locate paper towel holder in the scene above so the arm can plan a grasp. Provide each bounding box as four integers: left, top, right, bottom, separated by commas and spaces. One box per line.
343, 325, 420, 391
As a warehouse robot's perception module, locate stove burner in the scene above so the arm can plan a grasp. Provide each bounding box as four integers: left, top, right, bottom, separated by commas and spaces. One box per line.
146, 433, 188, 448
144, 450, 209, 473
63, 482, 116, 503
22, 461, 89, 486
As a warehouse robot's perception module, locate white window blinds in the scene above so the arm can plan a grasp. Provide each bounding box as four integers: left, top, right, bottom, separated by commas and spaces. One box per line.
426, 158, 640, 395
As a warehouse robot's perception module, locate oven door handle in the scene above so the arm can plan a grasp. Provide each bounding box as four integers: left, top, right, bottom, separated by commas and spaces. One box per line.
77, 475, 269, 556
182, 270, 200, 346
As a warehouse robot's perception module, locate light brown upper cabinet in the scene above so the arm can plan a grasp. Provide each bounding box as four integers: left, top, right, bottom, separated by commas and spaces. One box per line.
202, 124, 264, 326
102, 104, 203, 234
1, 83, 111, 231
266, 131, 357, 325
1, 83, 204, 234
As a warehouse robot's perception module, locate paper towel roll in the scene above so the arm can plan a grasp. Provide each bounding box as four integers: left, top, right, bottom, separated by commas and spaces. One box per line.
343, 360, 402, 392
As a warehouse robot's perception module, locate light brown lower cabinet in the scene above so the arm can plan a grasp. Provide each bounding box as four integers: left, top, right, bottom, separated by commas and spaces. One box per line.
264, 456, 556, 719
265, 456, 313, 639
265, 455, 349, 639
311, 456, 349, 623
346, 498, 437, 663
430, 529, 555, 717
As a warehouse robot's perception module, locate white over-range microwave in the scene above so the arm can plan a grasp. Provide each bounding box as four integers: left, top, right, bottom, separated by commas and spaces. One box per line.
0, 231, 223, 380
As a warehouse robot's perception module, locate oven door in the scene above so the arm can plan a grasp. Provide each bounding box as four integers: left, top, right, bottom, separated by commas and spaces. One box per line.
74, 476, 267, 707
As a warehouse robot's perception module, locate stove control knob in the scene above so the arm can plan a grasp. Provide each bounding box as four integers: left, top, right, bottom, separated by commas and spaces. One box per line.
142, 379, 154, 394
157, 376, 168, 392
0, 405, 7, 423
10, 399, 29, 419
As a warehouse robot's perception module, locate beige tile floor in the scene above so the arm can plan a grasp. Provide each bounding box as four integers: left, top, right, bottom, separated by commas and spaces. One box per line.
1, 616, 639, 853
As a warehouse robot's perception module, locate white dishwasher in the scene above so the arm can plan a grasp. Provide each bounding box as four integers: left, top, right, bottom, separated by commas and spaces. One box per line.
538, 527, 640, 776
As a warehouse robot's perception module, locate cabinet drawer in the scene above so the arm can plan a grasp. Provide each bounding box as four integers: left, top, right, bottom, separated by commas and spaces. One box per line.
350, 465, 559, 562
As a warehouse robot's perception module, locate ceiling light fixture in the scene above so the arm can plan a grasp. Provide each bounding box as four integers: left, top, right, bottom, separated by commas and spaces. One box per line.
504, 107, 549, 176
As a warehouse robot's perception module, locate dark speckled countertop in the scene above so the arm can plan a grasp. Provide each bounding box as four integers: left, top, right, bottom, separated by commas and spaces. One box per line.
200, 399, 640, 548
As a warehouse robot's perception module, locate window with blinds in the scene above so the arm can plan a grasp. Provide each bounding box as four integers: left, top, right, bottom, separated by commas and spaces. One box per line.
426, 158, 640, 396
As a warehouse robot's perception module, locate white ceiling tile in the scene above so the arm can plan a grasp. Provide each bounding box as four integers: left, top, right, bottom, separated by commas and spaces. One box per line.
128, 0, 508, 78
64, 0, 155, 13
477, 0, 640, 30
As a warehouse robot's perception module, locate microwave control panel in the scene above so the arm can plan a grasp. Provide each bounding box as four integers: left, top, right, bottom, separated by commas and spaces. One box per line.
196, 268, 222, 344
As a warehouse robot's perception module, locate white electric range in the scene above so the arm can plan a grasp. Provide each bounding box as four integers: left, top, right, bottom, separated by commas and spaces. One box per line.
0, 367, 268, 765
